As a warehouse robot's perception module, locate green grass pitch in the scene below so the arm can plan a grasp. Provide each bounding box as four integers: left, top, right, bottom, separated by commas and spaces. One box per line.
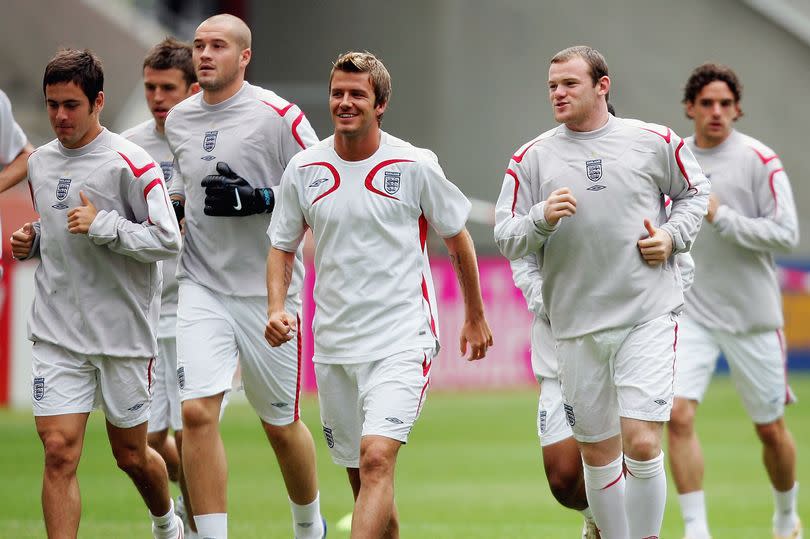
1, 375, 807, 538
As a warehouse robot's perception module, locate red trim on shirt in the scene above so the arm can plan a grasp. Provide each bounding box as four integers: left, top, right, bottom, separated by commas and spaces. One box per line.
506, 168, 519, 216
769, 168, 784, 216
143, 178, 163, 199
364, 159, 414, 200
291, 111, 306, 150
261, 100, 294, 116
294, 314, 302, 421
117, 152, 156, 178
302, 162, 341, 205
419, 214, 428, 251
418, 214, 437, 336
511, 139, 542, 163
640, 126, 672, 143
751, 146, 779, 165
416, 352, 431, 416
674, 139, 693, 190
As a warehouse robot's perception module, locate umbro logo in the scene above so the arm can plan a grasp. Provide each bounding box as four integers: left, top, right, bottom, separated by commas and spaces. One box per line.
271, 402, 289, 408
654, 399, 667, 406
308, 178, 329, 188
128, 401, 146, 412
385, 417, 404, 424
587, 185, 607, 191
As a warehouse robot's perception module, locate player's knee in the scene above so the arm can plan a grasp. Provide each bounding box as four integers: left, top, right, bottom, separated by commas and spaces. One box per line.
547, 470, 583, 508
181, 399, 218, 430
112, 444, 147, 476
262, 421, 296, 449
41, 433, 80, 476
624, 432, 662, 461
755, 419, 785, 447
359, 448, 396, 483
668, 399, 697, 437
147, 429, 168, 451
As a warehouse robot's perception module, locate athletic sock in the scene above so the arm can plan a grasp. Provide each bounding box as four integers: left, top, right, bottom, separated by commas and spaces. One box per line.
290, 492, 325, 538
773, 482, 799, 536
583, 454, 628, 538
625, 451, 667, 539
150, 499, 180, 539
678, 490, 711, 539
195, 513, 228, 539
580, 506, 595, 523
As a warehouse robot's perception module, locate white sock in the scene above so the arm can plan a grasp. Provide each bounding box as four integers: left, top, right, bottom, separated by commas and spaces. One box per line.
195, 513, 228, 539
580, 506, 595, 523
679, 490, 711, 539
625, 452, 667, 539
291, 492, 324, 538
773, 482, 799, 535
583, 454, 628, 538
151, 498, 180, 538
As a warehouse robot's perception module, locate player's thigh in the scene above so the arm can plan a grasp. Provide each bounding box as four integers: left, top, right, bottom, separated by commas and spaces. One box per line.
614, 312, 678, 423
721, 329, 788, 424
673, 313, 720, 402
231, 296, 303, 426
31, 341, 98, 417
315, 363, 362, 468
538, 376, 574, 447
95, 355, 154, 428
176, 282, 239, 401
557, 335, 619, 443
360, 349, 434, 446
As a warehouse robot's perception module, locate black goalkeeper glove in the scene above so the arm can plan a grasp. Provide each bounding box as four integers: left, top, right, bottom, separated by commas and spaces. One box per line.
201, 162, 275, 216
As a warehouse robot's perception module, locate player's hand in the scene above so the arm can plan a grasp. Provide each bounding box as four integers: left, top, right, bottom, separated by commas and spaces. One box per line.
265, 310, 297, 347
10, 222, 35, 259
67, 191, 98, 234
459, 316, 494, 362
202, 162, 274, 216
638, 218, 673, 266
543, 188, 577, 226
705, 193, 719, 223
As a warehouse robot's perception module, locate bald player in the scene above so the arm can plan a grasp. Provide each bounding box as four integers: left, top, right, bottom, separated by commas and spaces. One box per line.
164, 14, 322, 539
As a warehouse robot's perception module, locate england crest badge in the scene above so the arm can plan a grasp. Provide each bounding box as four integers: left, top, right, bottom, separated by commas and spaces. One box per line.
33, 377, 45, 401
160, 161, 174, 182
203, 130, 218, 152
384, 171, 401, 195
52, 178, 72, 209
585, 159, 602, 182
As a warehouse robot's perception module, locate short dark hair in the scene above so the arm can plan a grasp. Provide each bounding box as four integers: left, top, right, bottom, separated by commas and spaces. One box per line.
550, 45, 609, 101
143, 37, 196, 87
683, 63, 742, 104
43, 49, 104, 108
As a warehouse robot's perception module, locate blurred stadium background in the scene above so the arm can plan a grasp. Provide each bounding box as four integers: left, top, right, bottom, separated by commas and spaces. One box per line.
0, 0, 808, 536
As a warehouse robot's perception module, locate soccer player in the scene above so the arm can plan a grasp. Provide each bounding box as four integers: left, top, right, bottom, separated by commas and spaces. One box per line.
267, 50, 493, 539
122, 36, 200, 535
667, 63, 801, 539
10, 48, 182, 538
494, 45, 709, 539
163, 14, 323, 539
0, 89, 35, 272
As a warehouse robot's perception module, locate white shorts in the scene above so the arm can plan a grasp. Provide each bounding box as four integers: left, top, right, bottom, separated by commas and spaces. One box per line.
537, 376, 574, 447
31, 341, 153, 429
148, 336, 182, 434
557, 313, 678, 443
315, 348, 433, 468
674, 314, 793, 424
531, 315, 558, 379
177, 281, 303, 426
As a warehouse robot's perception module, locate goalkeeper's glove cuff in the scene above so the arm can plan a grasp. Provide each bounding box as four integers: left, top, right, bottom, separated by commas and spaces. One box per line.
172, 199, 185, 223
254, 188, 275, 214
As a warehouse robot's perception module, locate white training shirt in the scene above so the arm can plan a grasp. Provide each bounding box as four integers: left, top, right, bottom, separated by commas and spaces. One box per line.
495, 115, 709, 340
1, 89, 29, 261
122, 119, 180, 336
270, 132, 471, 364
164, 81, 317, 299
25, 128, 181, 358
685, 130, 799, 333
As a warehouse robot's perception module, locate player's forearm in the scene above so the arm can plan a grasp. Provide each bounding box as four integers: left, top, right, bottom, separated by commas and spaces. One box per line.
267, 247, 295, 312
712, 206, 799, 253
0, 143, 33, 193
88, 208, 181, 263
444, 228, 486, 319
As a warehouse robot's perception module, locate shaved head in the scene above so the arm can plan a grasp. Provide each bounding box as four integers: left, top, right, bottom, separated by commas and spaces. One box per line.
198, 13, 251, 50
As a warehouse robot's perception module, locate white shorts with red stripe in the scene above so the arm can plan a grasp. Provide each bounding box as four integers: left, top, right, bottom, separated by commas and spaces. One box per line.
674, 313, 794, 424
557, 312, 679, 443
31, 341, 154, 428
315, 348, 434, 468
176, 281, 303, 426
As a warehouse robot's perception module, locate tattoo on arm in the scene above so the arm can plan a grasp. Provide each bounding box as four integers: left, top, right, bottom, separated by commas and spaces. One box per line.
450, 252, 469, 298
283, 260, 293, 289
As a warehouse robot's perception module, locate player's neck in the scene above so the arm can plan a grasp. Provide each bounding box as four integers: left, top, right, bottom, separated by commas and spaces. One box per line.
334, 128, 382, 162
202, 77, 244, 106
694, 130, 731, 149
565, 109, 609, 133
